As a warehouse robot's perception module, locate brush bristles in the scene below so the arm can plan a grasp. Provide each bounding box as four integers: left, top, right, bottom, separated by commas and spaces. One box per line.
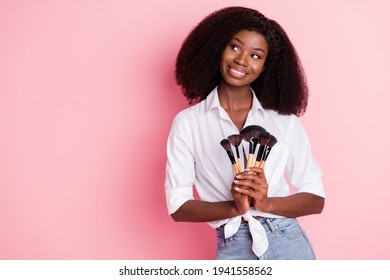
228, 134, 243, 171
222, 128, 277, 170
227, 134, 243, 147
220, 139, 232, 151
267, 135, 277, 148
258, 131, 271, 145
240, 125, 265, 142
221, 138, 239, 172
261, 135, 278, 163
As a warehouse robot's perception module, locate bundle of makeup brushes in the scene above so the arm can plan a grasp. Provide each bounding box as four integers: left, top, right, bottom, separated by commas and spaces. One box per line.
220, 125, 277, 175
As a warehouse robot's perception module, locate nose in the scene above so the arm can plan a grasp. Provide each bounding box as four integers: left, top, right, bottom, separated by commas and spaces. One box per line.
234, 52, 248, 67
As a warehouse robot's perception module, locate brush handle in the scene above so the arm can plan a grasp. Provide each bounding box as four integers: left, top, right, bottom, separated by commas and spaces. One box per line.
257, 147, 273, 169
254, 160, 261, 168
232, 163, 240, 175
234, 146, 242, 172
226, 150, 240, 174
249, 138, 258, 154
259, 160, 265, 168
256, 145, 266, 161
246, 153, 255, 169
263, 147, 272, 161
242, 146, 247, 168
237, 158, 243, 172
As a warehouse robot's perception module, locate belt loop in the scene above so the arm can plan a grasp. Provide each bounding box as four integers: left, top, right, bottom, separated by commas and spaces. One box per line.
264, 218, 276, 233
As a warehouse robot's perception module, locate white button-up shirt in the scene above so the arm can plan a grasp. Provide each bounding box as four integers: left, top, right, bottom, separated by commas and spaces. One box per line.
164, 86, 325, 256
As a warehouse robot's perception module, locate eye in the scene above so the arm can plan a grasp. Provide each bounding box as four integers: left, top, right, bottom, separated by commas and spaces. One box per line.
231, 45, 240, 52
252, 54, 261, 60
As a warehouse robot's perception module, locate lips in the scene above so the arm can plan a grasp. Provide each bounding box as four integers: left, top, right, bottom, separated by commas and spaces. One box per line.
228, 66, 247, 78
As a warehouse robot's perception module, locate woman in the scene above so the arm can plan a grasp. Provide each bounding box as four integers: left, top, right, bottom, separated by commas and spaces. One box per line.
164, 6, 325, 260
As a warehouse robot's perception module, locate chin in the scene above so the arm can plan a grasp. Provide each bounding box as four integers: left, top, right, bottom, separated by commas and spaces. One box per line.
223, 78, 251, 88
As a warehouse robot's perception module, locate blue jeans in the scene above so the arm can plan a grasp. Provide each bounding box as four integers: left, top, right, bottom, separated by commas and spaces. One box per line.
216, 218, 316, 260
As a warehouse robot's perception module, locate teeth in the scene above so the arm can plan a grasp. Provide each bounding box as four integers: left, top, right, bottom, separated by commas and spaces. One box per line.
230, 67, 245, 77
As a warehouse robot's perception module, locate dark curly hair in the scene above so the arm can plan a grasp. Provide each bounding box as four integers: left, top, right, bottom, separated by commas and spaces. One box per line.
175, 6, 309, 116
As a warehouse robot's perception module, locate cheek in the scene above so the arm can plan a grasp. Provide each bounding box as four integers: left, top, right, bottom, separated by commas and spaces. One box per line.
219, 56, 224, 73
221, 49, 232, 62
220, 50, 231, 71
252, 63, 265, 75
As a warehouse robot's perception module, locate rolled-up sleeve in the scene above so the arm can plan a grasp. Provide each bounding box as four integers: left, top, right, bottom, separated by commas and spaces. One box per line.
286, 116, 326, 198
164, 113, 196, 214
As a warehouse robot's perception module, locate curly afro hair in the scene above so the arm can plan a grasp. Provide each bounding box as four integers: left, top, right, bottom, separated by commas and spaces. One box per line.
175, 6, 309, 116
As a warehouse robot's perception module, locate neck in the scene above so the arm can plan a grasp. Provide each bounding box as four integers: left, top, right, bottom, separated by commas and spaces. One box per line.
218, 82, 252, 111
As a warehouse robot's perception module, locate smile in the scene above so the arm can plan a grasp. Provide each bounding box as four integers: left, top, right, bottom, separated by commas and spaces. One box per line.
228, 66, 247, 78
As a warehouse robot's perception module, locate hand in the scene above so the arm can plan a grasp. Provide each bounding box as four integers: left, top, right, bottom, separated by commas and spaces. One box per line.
233, 167, 270, 212
231, 179, 251, 215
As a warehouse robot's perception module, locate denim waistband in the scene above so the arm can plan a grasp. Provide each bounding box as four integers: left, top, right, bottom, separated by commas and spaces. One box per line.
260, 217, 290, 233
216, 217, 291, 237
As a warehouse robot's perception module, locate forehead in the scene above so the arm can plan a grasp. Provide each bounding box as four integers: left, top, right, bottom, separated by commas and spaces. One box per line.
231, 30, 268, 48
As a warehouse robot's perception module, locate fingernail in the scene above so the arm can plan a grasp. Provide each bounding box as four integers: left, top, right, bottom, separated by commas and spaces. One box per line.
236, 175, 242, 178
233, 180, 239, 184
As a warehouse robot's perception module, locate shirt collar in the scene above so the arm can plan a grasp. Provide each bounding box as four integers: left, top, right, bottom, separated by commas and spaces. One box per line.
249, 88, 265, 117
205, 86, 265, 117
205, 86, 220, 112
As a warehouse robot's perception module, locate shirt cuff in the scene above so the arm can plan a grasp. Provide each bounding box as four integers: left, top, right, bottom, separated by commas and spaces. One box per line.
296, 181, 326, 198
165, 187, 194, 214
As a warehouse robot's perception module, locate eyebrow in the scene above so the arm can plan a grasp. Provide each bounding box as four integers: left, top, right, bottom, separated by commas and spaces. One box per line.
232, 37, 266, 54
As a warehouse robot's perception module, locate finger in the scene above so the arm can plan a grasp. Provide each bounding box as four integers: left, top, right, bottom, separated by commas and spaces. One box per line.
247, 167, 265, 176
236, 174, 263, 185
237, 169, 265, 179
234, 179, 252, 187
234, 186, 257, 197
231, 185, 251, 196
236, 173, 267, 184
234, 178, 262, 189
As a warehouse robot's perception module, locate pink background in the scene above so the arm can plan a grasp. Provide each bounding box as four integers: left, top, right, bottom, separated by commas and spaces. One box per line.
0, 0, 389, 259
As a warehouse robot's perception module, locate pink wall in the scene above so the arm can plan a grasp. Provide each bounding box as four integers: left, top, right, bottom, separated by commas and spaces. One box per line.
0, 0, 389, 259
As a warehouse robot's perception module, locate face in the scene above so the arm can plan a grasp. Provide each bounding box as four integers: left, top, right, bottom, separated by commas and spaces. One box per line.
219, 30, 268, 88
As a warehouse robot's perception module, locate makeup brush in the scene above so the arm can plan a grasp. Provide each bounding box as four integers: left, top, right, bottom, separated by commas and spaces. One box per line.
254, 131, 271, 168
227, 134, 244, 172
242, 146, 247, 169
240, 125, 265, 168
220, 139, 240, 174
259, 135, 277, 168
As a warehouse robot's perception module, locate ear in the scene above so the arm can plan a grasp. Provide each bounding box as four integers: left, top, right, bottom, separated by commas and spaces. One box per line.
261, 66, 266, 73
